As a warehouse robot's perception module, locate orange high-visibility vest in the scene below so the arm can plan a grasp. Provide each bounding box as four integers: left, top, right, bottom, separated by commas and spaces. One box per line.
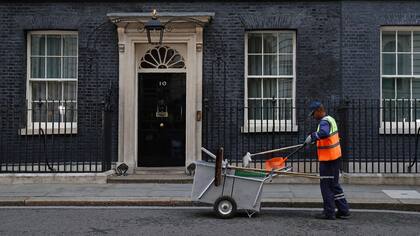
316, 116, 341, 161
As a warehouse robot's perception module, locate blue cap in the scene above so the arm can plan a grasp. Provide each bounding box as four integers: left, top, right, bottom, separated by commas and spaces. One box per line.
308, 101, 322, 117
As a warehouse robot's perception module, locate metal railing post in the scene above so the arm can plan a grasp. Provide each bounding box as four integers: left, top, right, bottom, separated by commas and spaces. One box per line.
102, 97, 113, 172
338, 99, 350, 173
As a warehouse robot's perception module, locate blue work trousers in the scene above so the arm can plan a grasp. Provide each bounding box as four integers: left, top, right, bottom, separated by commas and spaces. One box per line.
319, 159, 349, 217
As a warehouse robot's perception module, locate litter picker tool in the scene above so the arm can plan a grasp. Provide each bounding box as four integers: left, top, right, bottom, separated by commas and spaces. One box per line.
242, 143, 306, 169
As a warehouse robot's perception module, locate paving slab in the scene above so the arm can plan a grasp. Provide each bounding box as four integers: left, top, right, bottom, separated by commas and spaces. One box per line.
383, 190, 420, 199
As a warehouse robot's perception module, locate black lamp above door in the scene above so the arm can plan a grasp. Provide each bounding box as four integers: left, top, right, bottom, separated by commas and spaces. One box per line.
144, 9, 165, 45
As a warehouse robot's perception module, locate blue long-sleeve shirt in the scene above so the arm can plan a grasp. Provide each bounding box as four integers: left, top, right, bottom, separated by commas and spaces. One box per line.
311, 117, 330, 141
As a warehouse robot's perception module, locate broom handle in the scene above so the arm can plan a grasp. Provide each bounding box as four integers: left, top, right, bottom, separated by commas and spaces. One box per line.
228, 166, 333, 179
251, 144, 303, 157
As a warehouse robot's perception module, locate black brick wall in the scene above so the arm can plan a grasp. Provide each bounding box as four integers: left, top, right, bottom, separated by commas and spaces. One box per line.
342, 1, 420, 99
0, 1, 419, 171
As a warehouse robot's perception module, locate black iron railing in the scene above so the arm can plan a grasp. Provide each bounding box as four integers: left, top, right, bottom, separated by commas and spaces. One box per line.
0, 100, 113, 173
2, 97, 420, 174
202, 99, 420, 173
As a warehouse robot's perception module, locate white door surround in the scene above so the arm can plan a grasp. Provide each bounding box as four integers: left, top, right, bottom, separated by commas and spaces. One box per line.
108, 12, 213, 173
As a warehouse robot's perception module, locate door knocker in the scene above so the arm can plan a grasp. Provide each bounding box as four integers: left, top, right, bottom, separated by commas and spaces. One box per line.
156, 99, 168, 118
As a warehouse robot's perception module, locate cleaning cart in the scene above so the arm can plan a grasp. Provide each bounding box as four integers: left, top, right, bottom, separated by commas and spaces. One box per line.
191, 146, 331, 219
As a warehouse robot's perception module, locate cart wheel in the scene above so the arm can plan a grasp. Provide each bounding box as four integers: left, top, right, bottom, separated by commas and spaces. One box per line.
214, 196, 237, 219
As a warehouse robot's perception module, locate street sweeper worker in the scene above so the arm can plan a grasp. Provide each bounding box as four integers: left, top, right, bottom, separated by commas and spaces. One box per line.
305, 101, 350, 220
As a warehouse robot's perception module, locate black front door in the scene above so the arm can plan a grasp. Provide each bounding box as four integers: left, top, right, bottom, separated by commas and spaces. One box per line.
138, 73, 186, 167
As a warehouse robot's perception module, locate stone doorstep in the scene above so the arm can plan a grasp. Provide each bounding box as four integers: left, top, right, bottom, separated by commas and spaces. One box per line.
107, 173, 193, 184
108, 167, 193, 184
134, 167, 186, 175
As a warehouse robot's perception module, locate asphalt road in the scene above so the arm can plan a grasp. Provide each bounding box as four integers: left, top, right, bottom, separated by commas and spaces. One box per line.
0, 207, 419, 236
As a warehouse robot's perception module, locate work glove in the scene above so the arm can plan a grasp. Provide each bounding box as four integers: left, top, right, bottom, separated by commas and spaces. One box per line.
304, 135, 312, 145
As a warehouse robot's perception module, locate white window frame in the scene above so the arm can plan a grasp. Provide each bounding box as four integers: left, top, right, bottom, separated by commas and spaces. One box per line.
243, 30, 297, 133
380, 26, 420, 134
23, 31, 78, 135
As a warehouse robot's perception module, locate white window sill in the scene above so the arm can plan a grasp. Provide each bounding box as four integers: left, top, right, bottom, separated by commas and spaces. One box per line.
19, 123, 78, 135
241, 123, 298, 133
379, 122, 420, 135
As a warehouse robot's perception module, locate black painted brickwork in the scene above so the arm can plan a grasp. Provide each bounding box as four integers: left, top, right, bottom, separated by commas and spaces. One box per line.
0, 1, 419, 170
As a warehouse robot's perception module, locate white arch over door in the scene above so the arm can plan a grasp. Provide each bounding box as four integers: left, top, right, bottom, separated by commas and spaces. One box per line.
138, 45, 186, 70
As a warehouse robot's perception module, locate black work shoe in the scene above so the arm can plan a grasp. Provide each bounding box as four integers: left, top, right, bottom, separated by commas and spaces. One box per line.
336, 211, 351, 219
314, 213, 335, 220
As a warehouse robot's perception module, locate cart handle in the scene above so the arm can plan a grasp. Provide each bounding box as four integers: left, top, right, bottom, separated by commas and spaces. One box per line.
201, 147, 216, 159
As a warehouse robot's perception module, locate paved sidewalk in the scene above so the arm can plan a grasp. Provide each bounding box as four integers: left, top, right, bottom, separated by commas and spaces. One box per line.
0, 183, 419, 211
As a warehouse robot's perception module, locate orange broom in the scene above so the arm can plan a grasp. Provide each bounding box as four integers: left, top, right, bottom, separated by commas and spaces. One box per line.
265, 157, 288, 171
265, 143, 307, 171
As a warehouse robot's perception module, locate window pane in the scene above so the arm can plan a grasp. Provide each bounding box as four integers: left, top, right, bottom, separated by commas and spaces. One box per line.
416, 101, 420, 121
397, 54, 411, 75
64, 102, 77, 122
248, 55, 262, 75
278, 79, 292, 98
382, 31, 396, 52
413, 79, 420, 99
382, 100, 396, 122
279, 54, 293, 75
32, 102, 47, 123
263, 55, 277, 75
31, 35, 45, 56
63, 35, 77, 56
263, 78, 276, 98
396, 78, 410, 99
397, 31, 411, 52
30, 57, 45, 78
412, 80, 420, 121
414, 32, 420, 52
263, 33, 277, 53
47, 57, 61, 78
395, 78, 411, 121
413, 54, 420, 75
396, 100, 411, 122
248, 78, 261, 98
278, 99, 292, 120
47, 102, 60, 122
262, 100, 276, 120
31, 81, 46, 101
63, 57, 77, 78
382, 54, 396, 75
248, 100, 262, 120
382, 78, 395, 99
48, 82, 62, 101
63, 82, 77, 101
47, 35, 61, 56
248, 34, 262, 53
279, 33, 293, 53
